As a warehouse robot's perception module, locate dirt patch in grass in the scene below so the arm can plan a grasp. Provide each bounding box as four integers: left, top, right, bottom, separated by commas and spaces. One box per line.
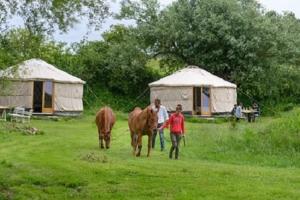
0, 123, 44, 135
81, 152, 108, 163
0, 185, 13, 200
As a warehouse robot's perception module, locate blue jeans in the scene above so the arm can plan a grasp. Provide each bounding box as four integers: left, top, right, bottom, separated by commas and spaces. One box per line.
152, 123, 165, 150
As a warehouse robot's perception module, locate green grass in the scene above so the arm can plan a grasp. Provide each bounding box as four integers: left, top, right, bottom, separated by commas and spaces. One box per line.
1, 110, 300, 199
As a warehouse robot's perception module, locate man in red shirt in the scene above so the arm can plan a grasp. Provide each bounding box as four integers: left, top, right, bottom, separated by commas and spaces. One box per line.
160, 104, 185, 159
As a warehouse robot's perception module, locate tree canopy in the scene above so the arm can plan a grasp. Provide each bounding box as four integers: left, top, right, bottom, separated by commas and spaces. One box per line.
119, 0, 300, 102
0, 0, 110, 34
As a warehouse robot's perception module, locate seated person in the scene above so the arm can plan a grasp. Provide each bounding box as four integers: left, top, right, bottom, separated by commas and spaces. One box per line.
235, 102, 242, 121
231, 104, 237, 116
252, 102, 260, 117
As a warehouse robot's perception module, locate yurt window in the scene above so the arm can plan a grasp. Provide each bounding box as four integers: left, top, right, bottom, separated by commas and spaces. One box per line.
43, 81, 53, 113
201, 87, 211, 116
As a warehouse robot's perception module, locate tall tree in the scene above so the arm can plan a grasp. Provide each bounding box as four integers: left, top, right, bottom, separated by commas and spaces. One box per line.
0, 0, 110, 34
119, 0, 300, 102
69, 25, 158, 95
0, 29, 68, 69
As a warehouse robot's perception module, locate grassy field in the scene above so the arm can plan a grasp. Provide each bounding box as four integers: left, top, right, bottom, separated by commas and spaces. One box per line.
1, 110, 300, 200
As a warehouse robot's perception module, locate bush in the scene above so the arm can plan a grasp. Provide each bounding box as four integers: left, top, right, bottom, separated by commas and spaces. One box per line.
282, 103, 294, 112
224, 108, 300, 155
185, 116, 227, 124
83, 86, 150, 114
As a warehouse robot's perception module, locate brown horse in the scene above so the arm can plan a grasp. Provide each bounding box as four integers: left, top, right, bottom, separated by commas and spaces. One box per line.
128, 106, 158, 157
95, 106, 116, 149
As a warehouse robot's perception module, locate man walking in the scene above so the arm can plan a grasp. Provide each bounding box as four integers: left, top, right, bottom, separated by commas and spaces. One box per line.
152, 98, 169, 151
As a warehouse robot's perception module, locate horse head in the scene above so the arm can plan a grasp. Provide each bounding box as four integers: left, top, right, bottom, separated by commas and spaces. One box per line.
146, 106, 158, 130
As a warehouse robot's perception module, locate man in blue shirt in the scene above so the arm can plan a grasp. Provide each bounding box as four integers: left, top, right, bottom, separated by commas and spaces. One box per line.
152, 98, 169, 151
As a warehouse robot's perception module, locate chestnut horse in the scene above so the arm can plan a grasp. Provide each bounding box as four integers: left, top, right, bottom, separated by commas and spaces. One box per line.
95, 106, 116, 149
128, 106, 158, 157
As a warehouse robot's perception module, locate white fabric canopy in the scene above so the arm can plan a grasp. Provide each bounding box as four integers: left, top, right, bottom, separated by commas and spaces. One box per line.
0, 58, 85, 84
149, 66, 236, 88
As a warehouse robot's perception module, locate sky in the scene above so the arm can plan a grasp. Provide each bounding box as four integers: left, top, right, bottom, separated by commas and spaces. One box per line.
258, 0, 300, 16
52, 0, 174, 43
10, 0, 300, 44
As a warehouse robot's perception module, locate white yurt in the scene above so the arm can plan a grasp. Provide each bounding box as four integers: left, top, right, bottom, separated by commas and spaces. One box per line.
0, 58, 85, 115
149, 66, 237, 116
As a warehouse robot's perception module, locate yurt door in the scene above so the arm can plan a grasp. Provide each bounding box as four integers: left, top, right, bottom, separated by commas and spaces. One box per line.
33, 81, 43, 112
193, 87, 202, 114
201, 87, 211, 116
42, 81, 54, 113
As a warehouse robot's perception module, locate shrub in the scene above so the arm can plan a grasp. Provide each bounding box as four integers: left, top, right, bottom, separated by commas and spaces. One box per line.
224, 108, 300, 155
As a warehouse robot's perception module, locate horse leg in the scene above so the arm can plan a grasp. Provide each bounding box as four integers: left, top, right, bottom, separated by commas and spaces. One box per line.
97, 126, 104, 149
105, 137, 110, 149
130, 133, 134, 148
134, 134, 139, 156
131, 133, 138, 155
136, 133, 142, 157
131, 133, 137, 156
99, 133, 104, 149
147, 134, 152, 157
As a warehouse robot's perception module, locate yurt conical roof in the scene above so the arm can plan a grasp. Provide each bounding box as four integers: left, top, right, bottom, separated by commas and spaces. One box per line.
149, 66, 236, 88
0, 58, 85, 84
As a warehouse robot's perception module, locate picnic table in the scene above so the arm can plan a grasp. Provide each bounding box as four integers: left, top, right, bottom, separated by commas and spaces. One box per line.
0, 106, 9, 121
242, 109, 256, 122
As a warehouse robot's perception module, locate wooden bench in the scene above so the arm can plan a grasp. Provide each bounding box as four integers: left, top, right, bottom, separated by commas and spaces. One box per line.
9, 107, 33, 123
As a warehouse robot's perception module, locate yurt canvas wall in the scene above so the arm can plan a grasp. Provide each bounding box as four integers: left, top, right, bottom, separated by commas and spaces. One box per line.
150, 86, 193, 112
54, 83, 84, 113
0, 80, 33, 108
211, 87, 237, 113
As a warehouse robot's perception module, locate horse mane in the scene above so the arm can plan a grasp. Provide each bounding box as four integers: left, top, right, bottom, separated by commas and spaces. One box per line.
137, 106, 151, 121
140, 106, 156, 129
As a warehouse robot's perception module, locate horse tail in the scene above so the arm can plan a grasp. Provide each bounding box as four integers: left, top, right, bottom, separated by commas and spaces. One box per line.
104, 107, 112, 134
95, 110, 100, 127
